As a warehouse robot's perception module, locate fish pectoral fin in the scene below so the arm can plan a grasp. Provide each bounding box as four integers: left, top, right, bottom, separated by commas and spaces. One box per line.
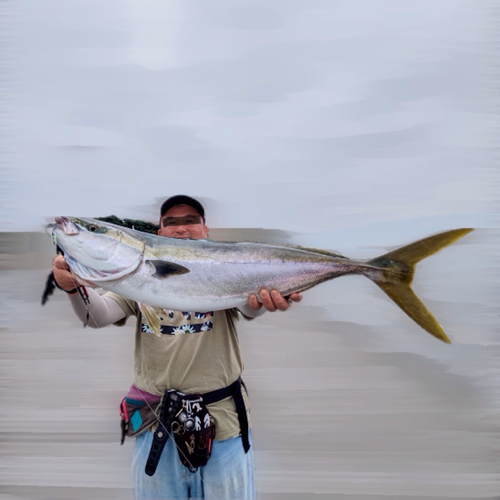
147, 260, 190, 278
139, 303, 162, 337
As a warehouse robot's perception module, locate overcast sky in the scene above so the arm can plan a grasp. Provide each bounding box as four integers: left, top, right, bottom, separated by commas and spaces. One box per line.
1, 0, 497, 248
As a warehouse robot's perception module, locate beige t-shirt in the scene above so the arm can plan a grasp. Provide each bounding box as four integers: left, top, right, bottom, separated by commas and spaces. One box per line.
105, 292, 250, 441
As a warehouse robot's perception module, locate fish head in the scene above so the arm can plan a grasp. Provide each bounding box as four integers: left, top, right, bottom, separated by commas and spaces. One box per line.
47, 217, 145, 283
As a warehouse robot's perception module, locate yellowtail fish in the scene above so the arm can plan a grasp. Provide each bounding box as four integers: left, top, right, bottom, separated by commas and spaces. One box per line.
47, 217, 472, 343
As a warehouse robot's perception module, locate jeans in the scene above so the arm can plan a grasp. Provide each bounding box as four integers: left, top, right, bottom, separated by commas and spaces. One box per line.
132, 430, 255, 500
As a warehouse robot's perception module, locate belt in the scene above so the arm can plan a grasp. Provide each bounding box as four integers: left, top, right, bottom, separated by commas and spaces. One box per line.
203, 377, 250, 453
145, 377, 250, 476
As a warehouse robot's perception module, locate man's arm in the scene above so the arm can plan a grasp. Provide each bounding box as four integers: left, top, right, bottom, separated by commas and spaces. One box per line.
52, 255, 127, 328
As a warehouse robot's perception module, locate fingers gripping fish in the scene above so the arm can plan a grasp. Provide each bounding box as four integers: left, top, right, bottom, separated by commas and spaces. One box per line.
47, 217, 473, 343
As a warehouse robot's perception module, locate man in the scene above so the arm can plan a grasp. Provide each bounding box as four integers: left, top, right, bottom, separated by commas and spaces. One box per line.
52, 195, 302, 500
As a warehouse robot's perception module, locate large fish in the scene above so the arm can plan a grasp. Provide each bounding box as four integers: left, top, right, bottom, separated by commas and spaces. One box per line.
47, 217, 473, 343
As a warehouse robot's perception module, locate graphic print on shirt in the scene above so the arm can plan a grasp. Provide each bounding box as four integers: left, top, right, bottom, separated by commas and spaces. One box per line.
141, 310, 214, 335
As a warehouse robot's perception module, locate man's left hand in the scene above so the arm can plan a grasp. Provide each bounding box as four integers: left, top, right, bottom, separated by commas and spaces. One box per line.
248, 289, 303, 312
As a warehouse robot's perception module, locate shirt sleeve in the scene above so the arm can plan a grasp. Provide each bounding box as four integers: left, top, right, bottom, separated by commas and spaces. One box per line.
67, 288, 136, 328
102, 291, 139, 325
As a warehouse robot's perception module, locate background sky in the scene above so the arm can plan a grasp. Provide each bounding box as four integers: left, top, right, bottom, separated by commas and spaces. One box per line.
2, 0, 497, 246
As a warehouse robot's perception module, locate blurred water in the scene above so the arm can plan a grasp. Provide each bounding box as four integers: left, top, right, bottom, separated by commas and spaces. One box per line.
1, 226, 499, 499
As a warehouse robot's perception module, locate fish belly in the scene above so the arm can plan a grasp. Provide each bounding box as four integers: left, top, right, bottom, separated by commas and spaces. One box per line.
102, 259, 352, 311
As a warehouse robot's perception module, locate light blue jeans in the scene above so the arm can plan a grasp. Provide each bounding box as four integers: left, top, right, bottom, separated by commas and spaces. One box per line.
132, 430, 255, 500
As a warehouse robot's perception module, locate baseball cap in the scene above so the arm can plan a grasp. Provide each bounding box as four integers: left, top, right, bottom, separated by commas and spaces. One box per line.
160, 195, 206, 222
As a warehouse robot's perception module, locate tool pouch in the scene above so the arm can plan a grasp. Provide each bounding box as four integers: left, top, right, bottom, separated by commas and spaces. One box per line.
120, 397, 160, 444
144, 379, 247, 476
172, 393, 216, 472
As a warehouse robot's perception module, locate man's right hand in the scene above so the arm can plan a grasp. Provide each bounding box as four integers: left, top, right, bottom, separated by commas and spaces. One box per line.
52, 255, 78, 294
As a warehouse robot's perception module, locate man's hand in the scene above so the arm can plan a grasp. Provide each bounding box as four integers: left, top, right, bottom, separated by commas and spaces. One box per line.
248, 289, 303, 312
52, 255, 79, 294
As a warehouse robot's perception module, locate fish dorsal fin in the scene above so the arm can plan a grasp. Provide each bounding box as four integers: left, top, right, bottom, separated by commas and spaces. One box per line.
139, 303, 162, 337
147, 260, 190, 277
278, 243, 346, 259
300, 246, 346, 258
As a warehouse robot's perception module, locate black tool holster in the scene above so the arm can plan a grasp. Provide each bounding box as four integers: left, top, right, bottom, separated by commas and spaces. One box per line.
144, 378, 250, 476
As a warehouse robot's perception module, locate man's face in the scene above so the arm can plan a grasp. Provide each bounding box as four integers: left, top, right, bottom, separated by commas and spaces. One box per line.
158, 205, 208, 240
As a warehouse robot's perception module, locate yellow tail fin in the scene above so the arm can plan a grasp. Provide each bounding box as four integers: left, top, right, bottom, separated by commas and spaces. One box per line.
367, 228, 473, 343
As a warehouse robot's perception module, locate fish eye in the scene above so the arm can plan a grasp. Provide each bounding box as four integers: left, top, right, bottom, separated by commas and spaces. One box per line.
88, 225, 98, 232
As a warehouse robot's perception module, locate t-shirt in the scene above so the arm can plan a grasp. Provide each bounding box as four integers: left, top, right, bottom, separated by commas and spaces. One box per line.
104, 292, 251, 441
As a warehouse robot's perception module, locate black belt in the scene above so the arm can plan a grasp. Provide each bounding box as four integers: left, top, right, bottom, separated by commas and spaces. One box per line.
203, 378, 250, 453
145, 377, 250, 476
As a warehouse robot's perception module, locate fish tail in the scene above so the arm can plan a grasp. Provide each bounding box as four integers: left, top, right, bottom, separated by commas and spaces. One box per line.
366, 228, 473, 343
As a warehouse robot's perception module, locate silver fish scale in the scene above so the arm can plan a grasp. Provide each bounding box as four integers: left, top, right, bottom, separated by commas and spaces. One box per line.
106, 256, 362, 312
53, 217, 371, 311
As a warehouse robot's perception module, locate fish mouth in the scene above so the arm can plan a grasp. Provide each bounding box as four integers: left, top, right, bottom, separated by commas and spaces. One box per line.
46, 217, 79, 247
54, 216, 79, 235
46, 217, 81, 255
